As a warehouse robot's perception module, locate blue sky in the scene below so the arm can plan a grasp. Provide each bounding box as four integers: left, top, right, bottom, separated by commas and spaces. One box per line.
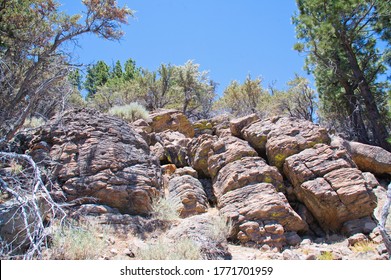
62, 0, 311, 95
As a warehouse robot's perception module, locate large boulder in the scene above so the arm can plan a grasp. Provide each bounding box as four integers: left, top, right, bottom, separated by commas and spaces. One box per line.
283, 144, 377, 232
148, 109, 194, 138
207, 136, 258, 179
213, 156, 307, 248
332, 137, 391, 176
218, 183, 308, 248
213, 157, 285, 199
242, 117, 330, 169
29, 108, 162, 215
188, 134, 217, 177
167, 175, 208, 218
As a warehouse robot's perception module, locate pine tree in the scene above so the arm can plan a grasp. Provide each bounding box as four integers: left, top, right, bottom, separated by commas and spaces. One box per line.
293, 0, 390, 150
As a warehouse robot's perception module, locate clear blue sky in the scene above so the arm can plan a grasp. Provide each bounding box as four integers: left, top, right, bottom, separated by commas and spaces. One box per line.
62, 0, 311, 95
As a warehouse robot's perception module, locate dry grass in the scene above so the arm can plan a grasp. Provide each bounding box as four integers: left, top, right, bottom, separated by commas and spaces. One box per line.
137, 237, 201, 260
47, 223, 107, 260
351, 240, 377, 253
317, 251, 334, 260
151, 196, 180, 221
206, 213, 233, 242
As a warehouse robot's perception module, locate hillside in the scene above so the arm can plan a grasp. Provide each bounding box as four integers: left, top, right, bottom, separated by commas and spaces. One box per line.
1, 108, 390, 260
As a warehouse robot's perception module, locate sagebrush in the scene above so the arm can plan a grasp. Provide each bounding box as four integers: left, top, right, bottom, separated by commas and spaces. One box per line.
108, 103, 149, 122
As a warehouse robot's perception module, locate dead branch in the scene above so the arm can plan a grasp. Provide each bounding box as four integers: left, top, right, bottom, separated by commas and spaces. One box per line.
0, 151, 66, 259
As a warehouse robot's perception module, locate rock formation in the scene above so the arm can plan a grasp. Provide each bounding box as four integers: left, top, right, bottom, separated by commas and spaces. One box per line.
29, 108, 162, 215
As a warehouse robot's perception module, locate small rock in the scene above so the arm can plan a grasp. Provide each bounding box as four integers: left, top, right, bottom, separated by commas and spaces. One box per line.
285, 232, 302, 246
348, 233, 367, 246
123, 248, 135, 258
260, 244, 271, 252
369, 227, 384, 244
304, 254, 317, 260
282, 249, 300, 260
301, 239, 312, 246
110, 248, 118, 255
376, 244, 387, 255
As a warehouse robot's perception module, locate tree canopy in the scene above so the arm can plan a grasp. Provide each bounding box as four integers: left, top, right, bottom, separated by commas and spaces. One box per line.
0, 0, 133, 142
293, 0, 390, 150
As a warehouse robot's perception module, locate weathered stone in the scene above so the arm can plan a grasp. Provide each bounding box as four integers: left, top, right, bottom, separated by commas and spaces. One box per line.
156, 131, 190, 167
332, 137, 391, 176
218, 183, 308, 236
285, 231, 302, 246
132, 119, 153, 145
341, 217, 377, 236
193, 119, 214, 137
284, 144, 356, 187
242, 117, 330, 169
210, 114, 231, 137
148, 109, 194, 138
165, 213, 232, 260
213, 157, 285, 199
188, 134, 218, 177
172, 167, 198, 178
284, 144, 377, 232
229, 114, 259, 138
362, 172, 380, 188
207, 136, 258, 179
73, 204, 120, 215
237, 220, 286, 249
150, 142, 166, 162
168, 175, 208, 218
348, 233, 368, 246
30, 108, 162, 215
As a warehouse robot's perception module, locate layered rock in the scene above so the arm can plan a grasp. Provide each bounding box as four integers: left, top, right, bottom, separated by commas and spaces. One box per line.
167, 175, 208, 218
30, 108, 162, 215
155, 131, 190, 167
242, 117, 330, 169
331, 137, 391, 176
213, 157, 307, 248
283, 144, 377, 232
229, 114, 259, 138
193, 119, 214, 137
213, 157, 285, 199
188, 134, 217, 177
218, 183, 308, 248
148, 109, 194, 138
207, 136, 258, 179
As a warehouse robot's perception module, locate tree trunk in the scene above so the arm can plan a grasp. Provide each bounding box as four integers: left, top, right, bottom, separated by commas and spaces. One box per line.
341, 40, 391, 151
340, 81, 369, 143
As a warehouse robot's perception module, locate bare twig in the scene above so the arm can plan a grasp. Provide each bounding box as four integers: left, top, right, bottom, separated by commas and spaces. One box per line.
0, 151, 66, 259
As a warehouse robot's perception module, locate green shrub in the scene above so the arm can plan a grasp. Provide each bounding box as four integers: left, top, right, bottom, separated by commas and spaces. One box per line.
49, 223, 106, 260
108, 102, 149, 122
137, 237, 201, 260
